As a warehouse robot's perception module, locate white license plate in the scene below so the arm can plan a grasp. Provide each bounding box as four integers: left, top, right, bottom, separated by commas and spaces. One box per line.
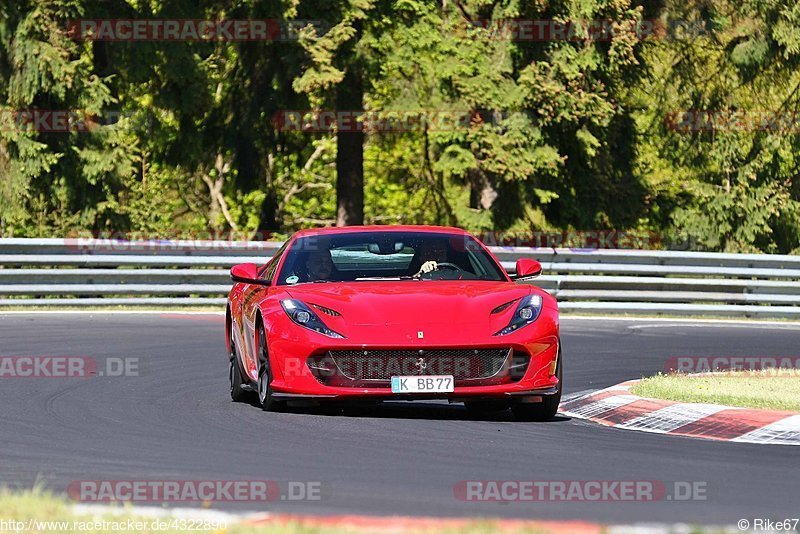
391, 375, 454, 393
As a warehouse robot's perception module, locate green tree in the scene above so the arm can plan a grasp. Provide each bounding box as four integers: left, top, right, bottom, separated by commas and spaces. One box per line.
635, 0, 800, 252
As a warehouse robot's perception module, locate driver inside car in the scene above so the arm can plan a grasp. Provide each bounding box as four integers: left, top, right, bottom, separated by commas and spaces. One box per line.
305, 249, 334, 281
412, 240, 449, 278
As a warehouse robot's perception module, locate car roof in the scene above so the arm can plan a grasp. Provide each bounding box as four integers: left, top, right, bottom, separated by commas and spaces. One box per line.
290, 225, 473, 239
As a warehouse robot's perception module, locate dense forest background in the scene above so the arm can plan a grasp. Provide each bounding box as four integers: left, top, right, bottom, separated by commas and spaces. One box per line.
1, 0, 799, 253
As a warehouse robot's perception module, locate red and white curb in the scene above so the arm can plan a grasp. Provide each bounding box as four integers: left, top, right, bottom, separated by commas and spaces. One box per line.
246, 514, 604, 533
558, 380, 800, 445
68, 504, 746, 533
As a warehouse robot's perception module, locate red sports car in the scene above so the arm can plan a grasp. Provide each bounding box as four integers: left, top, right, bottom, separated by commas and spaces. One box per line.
226, 225, 562, 421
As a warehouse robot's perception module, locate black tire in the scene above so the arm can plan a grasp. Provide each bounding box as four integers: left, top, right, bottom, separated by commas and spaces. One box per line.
511, 347, 563, 422
464, 400, 509, 414
257, 325, 284, 412
229, 328, 249, 403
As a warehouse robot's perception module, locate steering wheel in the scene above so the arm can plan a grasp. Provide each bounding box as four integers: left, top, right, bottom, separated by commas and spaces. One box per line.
434, 262, 464, 272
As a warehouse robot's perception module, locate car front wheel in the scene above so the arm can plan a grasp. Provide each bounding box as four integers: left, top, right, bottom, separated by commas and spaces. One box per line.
229, 328, 249, 402
257, 325, 284, 412
511, 347, 562, 422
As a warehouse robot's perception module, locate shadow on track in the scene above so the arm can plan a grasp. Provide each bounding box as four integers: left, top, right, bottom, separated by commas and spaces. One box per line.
242, 394, 570, 423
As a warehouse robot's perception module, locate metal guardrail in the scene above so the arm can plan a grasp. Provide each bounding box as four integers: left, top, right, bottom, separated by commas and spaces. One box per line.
0, 238, 798, 317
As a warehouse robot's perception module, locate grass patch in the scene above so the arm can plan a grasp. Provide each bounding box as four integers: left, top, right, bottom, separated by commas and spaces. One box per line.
0, 487, 739, 533
0, 488, 551, 534
631, 371, 800, 411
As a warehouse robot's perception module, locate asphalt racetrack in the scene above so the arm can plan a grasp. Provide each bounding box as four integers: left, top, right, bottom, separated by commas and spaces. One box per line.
1, 313, 798, 526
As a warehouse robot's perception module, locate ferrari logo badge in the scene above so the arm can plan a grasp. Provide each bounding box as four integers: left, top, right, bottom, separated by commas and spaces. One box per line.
417, 331, 424, 339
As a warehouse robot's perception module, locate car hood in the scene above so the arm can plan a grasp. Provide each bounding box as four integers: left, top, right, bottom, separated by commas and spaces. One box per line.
283, 281, 548, 342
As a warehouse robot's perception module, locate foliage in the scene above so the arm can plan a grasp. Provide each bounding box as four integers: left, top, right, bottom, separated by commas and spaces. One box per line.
0, 0, 798, 253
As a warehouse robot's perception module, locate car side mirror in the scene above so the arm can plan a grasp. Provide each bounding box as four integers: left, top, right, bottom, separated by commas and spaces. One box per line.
230, 263, 270, 286
514, 259, 542, 279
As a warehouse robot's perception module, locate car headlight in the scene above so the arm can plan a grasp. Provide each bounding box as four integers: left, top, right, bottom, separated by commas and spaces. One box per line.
281, 299, 345, 338
493, 295, 543, 336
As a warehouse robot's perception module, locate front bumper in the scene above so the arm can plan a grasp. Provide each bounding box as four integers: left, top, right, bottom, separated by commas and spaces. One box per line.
270, 386, 559, 402
263, 312, 560, 401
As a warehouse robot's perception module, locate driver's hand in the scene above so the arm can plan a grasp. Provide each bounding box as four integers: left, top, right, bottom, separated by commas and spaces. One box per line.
415, 261, 438, 277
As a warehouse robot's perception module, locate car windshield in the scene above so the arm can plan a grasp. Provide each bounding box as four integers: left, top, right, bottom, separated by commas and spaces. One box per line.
275, 231, 506, 285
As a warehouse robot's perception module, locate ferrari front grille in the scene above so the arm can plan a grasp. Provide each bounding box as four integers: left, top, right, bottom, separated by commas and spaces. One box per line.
307, 348, 529, 387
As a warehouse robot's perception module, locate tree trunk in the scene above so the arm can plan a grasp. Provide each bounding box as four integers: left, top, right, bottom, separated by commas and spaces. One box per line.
468, 168, 497, 210
335, 65, 364, 226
